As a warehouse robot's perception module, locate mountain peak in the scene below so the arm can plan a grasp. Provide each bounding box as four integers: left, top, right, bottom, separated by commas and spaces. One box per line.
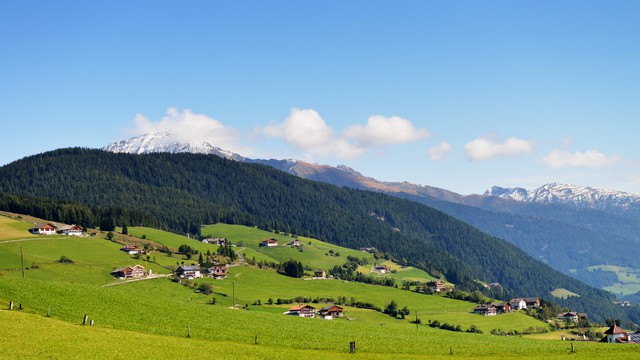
484, 183, 640, 211
103, 133, 245, 161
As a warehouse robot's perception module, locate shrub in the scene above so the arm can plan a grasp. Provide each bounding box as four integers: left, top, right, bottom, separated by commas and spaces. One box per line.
57, 256, 74, 264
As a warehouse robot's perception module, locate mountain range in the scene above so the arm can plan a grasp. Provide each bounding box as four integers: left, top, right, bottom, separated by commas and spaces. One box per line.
103, 133, 640, 295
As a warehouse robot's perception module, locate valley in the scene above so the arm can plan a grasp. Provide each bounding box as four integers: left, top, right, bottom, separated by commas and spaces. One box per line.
0, 213, 636, 359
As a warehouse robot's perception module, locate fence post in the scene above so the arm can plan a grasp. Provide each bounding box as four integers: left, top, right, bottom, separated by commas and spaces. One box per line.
349, 341, 356, 353
9, 301, 13, 310
83, 314, 88, 325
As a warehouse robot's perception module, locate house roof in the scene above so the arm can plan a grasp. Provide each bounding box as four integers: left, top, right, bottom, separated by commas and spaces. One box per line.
177, 265, 200, 271
604, 324, 627, 335
320, 305, 343, 311
289, 304, 315, 311
32, 223, 56, 230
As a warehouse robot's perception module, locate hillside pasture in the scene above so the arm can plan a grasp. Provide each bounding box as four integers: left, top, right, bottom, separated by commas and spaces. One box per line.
0, 214, 39, 241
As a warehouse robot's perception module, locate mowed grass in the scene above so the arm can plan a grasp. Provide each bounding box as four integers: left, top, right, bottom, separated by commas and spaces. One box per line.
0, 222, 638, 358
199, 224, 437, 283
0, 237, 170, 285
0, 214, 39, 241
0, 278, 636, 360
550, 288, 580, 299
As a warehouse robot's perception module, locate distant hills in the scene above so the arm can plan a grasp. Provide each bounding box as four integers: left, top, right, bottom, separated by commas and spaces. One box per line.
103, 134, 640, 295
0, 147, 631, 323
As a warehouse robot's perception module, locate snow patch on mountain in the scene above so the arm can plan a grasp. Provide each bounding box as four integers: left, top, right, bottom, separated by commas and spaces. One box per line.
103, 132, 245, 161
485, 183, 640, 210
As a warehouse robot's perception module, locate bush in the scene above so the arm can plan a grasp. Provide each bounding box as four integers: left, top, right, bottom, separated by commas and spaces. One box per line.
58, 256, 74, 264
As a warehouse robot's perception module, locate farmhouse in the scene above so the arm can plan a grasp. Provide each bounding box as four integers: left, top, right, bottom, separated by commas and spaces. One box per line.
427, 280, 447, 292
557, 311, 588, 323
491, 302, 511, 314
176, 265, 202, 279
473, 304, 497, 316
601, 324, 638, 343
319, 305, 343, 319
314, 269, 326, 278
120, 244, 143, 255
202, 237, 227, 246
524, 297, 540, 308
373, 264, 391, 274
259, 238, 278, 247
286, 239, 300, 247
57, 224, 83, 236
508, 298, 528, 310
111, 264, 146, 279
206, 264, 228, 279
288, 304, 316, 318
28, 223, 57, 235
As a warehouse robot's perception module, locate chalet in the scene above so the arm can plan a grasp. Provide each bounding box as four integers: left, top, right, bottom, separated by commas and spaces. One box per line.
57, 224, 83, 236
206, 265, 228, 279
111, 264, 146, 279
557, 312, 588, 323
28, 223, 57, 235
359, 247, 376, 253
319, 305, 344, 319
288, 304, 316, 318
176, 265, 202, 279
286, 239, 300, 247
259, 238, 278, 247
314, 269, 326, 278
473, 304, 497, 316
524, 297, 540, 308
120, 245, 143, 255
491, 302, 511, 314
508, 298, 528, 310
427, 280, 447, 292
602, 324, 630, 343
202, 237, 227, 246
373, 264, 391, 274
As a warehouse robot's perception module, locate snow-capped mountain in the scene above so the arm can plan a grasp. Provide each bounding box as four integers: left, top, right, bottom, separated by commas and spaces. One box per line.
102, 132, 246, 161
485, 183, 640, 212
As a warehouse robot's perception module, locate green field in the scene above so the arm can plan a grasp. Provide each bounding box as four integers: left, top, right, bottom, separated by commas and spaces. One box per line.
0, 215, 638, 359
588, 265, 640, 296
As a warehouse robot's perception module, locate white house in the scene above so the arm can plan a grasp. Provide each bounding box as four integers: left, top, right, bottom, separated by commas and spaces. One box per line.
28, 223, 57, 235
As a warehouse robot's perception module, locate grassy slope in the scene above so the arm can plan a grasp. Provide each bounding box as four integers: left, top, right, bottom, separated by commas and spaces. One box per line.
589, 265, 640, 296
0, 217, 636, 359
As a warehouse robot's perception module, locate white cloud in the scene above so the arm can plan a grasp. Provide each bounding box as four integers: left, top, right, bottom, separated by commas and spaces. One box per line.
542, 149, 621, 168
464, 136, 534, 161
428, 142, 452, 162
126, 107, 244, 152
262, 108, 363, 159
342, 115, 431, 147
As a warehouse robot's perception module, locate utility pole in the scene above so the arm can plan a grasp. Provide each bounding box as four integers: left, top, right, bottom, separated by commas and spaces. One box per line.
233, 280, 236, 309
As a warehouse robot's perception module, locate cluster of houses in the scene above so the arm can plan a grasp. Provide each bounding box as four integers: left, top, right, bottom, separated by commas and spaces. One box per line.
201, 237, 227, 246
258, 238, 301, 247
473, 297, 541, 316
473, 297, 589, 325
175, 264, 228, 279
28, 223, 83, 236
287, 304, 344, 320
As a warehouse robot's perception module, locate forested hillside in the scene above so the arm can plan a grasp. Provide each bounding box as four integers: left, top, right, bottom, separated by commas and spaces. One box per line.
0, 148, 628, 322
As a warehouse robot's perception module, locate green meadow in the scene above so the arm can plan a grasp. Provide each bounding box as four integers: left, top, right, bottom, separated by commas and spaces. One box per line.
1, 215, 638, 359
588, 265, 640, 297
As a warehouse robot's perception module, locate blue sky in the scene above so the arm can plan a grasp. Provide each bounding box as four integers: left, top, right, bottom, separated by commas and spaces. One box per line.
2, 1, 640, 195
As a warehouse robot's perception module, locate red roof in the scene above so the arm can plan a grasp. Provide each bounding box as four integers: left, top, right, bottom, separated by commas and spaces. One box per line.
289, 304, 315, 311
604, 324, 627, 335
